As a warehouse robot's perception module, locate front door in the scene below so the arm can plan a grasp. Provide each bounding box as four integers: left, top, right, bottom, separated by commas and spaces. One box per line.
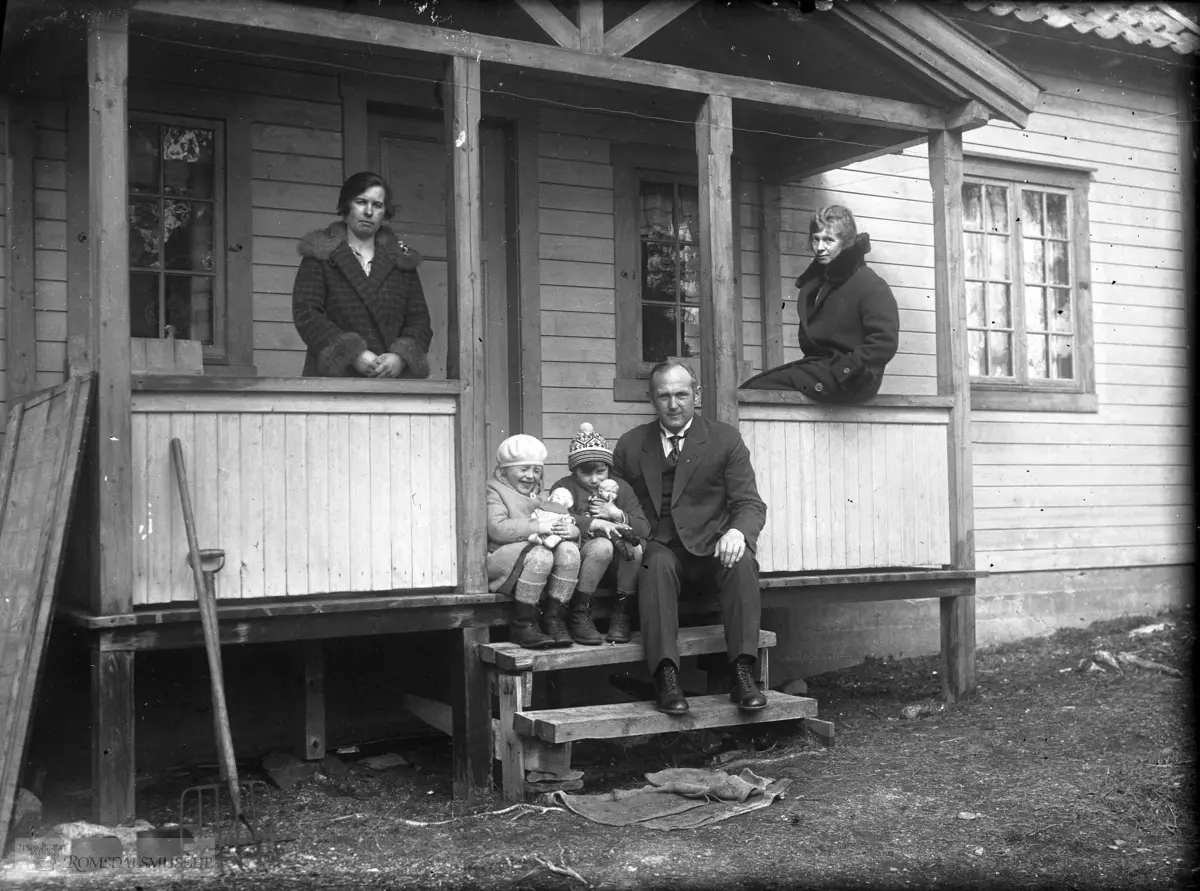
369, 113, 516, 460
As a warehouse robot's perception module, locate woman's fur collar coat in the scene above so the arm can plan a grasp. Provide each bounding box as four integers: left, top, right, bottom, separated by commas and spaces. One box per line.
292, 221, 433, 378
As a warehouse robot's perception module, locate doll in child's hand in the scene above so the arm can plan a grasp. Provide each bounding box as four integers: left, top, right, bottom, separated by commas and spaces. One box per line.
528, 487, 576, 549
591, 479, 640, 559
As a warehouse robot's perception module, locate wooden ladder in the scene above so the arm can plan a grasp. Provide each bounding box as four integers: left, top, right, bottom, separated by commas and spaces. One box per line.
479, 625, 820, 801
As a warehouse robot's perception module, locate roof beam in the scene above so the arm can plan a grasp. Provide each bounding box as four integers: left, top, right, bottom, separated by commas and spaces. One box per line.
604, 0, 698, 57
131, 0, 954, 130
578, 0, 604, 53
515, 0, 579, 51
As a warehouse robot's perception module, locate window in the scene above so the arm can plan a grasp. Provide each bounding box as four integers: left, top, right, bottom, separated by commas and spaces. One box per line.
962, 156, 1096, 412
128, 116, 225, 350
638, 178, 702, 364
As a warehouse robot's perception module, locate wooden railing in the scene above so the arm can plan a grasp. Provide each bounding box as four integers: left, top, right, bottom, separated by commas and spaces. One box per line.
129, 377, 462, 605
739, 395, 954, 572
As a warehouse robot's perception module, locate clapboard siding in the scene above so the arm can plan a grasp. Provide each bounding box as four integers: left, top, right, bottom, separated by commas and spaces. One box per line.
130, 392, 458, 604
30, 103, 67, 393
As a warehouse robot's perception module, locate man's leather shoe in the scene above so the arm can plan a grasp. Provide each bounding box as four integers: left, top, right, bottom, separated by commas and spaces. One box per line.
654, 662, 689, 715
730, 660, 768, 711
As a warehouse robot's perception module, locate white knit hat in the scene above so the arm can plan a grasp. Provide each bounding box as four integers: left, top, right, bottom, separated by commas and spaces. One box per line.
495, 434, 548, 468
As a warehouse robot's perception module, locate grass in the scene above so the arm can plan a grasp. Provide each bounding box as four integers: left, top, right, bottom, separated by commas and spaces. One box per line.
4, 607, 1194, 890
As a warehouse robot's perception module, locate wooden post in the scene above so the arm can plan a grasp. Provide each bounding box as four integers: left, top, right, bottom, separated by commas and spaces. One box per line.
92, 640, 135, 825
299, 641, 325, 761
89, 10, 133, 616
66, 85, 94, 375
508, 113, 543, 441
1178, 71, 1195, 375
696, 94, 739, 426
929, 128, 976, 702
758, 180, 784, 372
578, 0, 604, 53
444, 56, 491, 798
4, 98, 37, 402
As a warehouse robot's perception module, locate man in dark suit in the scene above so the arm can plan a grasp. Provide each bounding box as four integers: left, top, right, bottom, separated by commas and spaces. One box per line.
613, 360, 769, 715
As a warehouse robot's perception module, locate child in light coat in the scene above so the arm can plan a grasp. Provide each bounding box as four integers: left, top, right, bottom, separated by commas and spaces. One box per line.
486, 435, 580, 649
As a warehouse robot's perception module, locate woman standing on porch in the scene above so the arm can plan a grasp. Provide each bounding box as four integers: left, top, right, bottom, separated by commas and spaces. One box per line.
741, 205, 899, 403
292, 172, 433, 378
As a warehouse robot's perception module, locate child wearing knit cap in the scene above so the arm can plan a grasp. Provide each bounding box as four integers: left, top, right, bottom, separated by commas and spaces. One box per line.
549, 423, 649, 644
486, 434, 581, 649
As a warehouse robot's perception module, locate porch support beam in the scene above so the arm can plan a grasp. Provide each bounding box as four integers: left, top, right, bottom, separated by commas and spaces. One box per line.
696, 95, 739, 426
4, 98, 37, 402
515, 0, 580, 50
578, 0, 604, 53
604, 0, 699, 57
131, 0, 952, 131
929, 127, 976, 703
89, 10, 134, 617
444, 56, 492, 798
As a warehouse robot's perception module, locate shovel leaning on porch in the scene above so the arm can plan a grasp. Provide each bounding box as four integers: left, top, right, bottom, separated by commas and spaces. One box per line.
170, 438, 267, 853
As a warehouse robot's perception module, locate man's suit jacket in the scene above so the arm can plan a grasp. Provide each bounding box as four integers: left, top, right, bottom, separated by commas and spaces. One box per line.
612, 415, 767, 558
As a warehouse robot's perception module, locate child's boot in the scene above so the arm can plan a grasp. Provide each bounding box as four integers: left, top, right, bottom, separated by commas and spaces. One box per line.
511, 602, 555, 649
540, 600, 574, 647
566, 591, 604, 645
605, 596, 633, 644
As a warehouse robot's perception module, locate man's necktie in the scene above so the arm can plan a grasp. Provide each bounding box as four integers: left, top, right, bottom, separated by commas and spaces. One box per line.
667, 435, 682, 466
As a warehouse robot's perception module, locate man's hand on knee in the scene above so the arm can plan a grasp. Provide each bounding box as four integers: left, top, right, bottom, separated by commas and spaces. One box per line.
715, 528, 746, 569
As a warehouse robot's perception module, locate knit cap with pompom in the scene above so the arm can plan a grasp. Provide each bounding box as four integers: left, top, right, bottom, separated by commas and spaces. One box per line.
567, 422, 613, 470
495, 434, 548, 468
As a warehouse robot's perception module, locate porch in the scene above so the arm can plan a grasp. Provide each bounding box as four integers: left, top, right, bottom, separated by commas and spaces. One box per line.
1, 0, 1042, 824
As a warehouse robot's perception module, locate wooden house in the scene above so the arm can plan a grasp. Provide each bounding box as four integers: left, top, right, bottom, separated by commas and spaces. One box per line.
0, 0, 1183, 822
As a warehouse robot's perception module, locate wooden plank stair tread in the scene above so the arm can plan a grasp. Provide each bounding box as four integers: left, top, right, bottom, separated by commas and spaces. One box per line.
513, 692, 817, 744
479, 625, 776, 672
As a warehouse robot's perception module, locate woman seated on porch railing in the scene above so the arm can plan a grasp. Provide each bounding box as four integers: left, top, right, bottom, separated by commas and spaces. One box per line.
741, 205, 899, 403
292, 172, 433, 378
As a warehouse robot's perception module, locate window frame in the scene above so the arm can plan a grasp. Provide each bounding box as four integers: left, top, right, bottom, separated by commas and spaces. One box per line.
962, 155, 1096, 413
128, 84, 256, 375
128, 111, 227, 357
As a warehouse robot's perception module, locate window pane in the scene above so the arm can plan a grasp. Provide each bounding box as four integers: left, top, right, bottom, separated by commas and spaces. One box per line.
988, 283, 1011, 328
161, 127, 215, 198
641, 303, 677, 362
985, 186, 1008, 233
986, 234, 1010, 279
965, 233, 985, 279
678, 244, 700, 302
962, 184, 983, 230
1020, 190, 1043, 237
129, 199, 162, 269
1048, 241, 1069, 285
677, 185, 699, 243
1051, 335, 1074, 379
130, 272, 160, 338
680, 306, 700, 358
968, 330, 985, 376
642, 240, 677, 301
1050, 288, 1073, 333
1027, 333, 1048, 379
165, 275, 214, 344
988, 332, 1012, 376
163, 201, 215, 272
1025, 286, 1047, 331
966, 282, 986, 328
1023, 238, 1045, 284
640, 182, 674, 238
129, 121, 160, 193
1046, 193, 1068, 240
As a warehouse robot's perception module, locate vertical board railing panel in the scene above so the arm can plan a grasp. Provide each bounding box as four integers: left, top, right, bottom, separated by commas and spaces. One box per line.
131, 392, 459, 603
743, 404, 952, 572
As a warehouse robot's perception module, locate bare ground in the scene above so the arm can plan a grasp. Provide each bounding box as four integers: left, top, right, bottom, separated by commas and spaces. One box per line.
3, 607, 1195, 890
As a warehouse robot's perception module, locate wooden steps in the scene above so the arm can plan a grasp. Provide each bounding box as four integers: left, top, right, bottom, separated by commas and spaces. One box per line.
515, 691, 818, 744
478, 626, 777, 672
479, 622, 824, 801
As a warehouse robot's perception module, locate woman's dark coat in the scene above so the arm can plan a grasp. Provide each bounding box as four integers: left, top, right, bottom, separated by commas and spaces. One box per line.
292, 221, 433, 377
741, 233, 900, 403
